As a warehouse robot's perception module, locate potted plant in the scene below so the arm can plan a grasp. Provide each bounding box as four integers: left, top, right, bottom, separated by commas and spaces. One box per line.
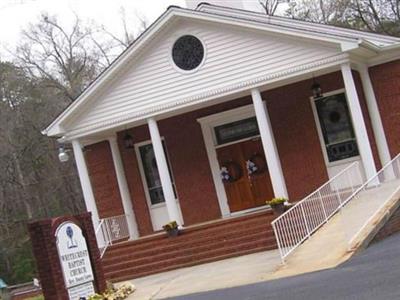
266, 197, 287, 215
162, 221, 180, 237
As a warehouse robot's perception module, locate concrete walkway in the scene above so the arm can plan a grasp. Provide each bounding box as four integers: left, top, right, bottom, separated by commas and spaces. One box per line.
268, 179, 400, 280
122, 250, 281, 300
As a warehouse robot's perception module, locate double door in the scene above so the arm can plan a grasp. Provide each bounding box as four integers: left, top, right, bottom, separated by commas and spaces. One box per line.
216, 138, 274, 212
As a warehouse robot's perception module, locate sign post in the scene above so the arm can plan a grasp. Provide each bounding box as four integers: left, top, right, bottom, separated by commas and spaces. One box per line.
28, 213, 106, 300
56, 222, 95, 299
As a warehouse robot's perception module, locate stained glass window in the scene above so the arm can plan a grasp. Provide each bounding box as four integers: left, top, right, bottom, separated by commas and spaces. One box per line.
139, 141, 177, 205
315, 93, 359, 162
172, 35, 204, 71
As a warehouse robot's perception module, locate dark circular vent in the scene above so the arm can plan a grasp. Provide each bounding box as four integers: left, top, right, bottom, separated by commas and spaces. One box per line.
172, 35, 204, 71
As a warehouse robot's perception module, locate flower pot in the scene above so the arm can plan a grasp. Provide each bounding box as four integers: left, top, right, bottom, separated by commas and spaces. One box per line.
166, 228, 180, 237
271, 203, 285, 215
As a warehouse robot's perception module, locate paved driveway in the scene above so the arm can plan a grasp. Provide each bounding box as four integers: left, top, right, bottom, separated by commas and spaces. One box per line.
170, 233, 400, 300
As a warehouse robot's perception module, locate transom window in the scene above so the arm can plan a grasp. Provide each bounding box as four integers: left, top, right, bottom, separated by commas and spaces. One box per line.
214, 117, 259, 145
315, 93, 359, 162
138, 141, 177, 205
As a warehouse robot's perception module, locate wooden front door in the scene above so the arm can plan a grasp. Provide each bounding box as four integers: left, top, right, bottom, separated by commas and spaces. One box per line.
216, 137, 274, 212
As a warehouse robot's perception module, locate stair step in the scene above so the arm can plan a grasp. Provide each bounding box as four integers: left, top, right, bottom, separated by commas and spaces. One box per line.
105, 240, 276, 281
103, 231, 276, 271
102, 211, 278, 282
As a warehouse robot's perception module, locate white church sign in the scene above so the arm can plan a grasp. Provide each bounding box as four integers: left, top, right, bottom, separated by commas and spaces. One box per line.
55, 222, 95, 299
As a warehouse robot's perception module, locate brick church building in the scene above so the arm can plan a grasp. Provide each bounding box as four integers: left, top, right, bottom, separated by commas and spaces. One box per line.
43, 1, 400, 281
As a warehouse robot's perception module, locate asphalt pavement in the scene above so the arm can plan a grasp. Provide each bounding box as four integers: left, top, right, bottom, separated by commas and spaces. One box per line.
169, 233, 400, 300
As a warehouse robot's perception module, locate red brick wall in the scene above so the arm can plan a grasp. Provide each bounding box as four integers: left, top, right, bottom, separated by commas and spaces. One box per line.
370, 59, 400, 157
85, 141, 124, 219
118, 131, 154, 236
86, 70, 380, 235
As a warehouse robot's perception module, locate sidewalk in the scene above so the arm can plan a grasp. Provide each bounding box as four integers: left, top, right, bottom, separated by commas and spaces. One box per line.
122, 250, 281, 300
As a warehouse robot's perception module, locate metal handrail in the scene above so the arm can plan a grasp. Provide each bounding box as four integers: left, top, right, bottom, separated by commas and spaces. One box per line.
95, 214, 130, 258
271, 161, 362, 262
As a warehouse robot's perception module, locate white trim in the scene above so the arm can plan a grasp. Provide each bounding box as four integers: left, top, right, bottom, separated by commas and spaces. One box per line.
309, 88, 361, 167
134, 137, 183, 230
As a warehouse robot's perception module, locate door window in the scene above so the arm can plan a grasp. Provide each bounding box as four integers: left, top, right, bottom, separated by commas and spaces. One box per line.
315, 93, 359, 162
138, 141, 176, 205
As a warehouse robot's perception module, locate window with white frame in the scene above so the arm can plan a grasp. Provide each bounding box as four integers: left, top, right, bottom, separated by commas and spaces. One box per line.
315, 93, 359, 162
138, 141, 177, 205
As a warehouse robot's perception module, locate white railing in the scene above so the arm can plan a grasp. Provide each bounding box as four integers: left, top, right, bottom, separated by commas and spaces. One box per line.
271, 162, 363, 262
95, 214, 130, 258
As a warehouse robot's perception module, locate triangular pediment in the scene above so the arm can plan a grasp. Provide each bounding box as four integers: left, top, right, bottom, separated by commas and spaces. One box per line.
44, 5, 398, 139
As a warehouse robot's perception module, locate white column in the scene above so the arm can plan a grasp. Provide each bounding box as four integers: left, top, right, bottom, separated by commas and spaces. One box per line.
341, 63, 377, 180
71, 140, 104, 246
251, 88, 288, 199
108, 136, 139, 240
147, 118, 182, 225
358, 64, 391, 166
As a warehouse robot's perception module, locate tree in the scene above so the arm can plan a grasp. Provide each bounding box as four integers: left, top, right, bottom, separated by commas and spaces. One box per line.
350, 0, 400, 36
1, 8, 147, 284
285, 0, 400, 37
285, 0, 352, 26
259, 0, 283, 15
14, 12, 147, 102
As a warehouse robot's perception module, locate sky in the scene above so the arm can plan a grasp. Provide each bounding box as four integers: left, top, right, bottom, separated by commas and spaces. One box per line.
0, 0, 186, 56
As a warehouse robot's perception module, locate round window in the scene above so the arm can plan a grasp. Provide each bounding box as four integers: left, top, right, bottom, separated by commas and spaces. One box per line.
172, 35, 204, 71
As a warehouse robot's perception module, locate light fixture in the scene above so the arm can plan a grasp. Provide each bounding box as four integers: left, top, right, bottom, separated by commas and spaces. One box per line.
311, 78, 323, 99
123, 132, 134, 149
58, 146, 70, 163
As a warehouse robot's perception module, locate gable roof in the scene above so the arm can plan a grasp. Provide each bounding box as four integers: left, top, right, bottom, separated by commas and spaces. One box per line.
43, 3, 400, 139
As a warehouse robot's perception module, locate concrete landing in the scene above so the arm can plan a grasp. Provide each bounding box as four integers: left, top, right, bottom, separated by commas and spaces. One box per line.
268, 179, 400, 280
122, 250, 281, 300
